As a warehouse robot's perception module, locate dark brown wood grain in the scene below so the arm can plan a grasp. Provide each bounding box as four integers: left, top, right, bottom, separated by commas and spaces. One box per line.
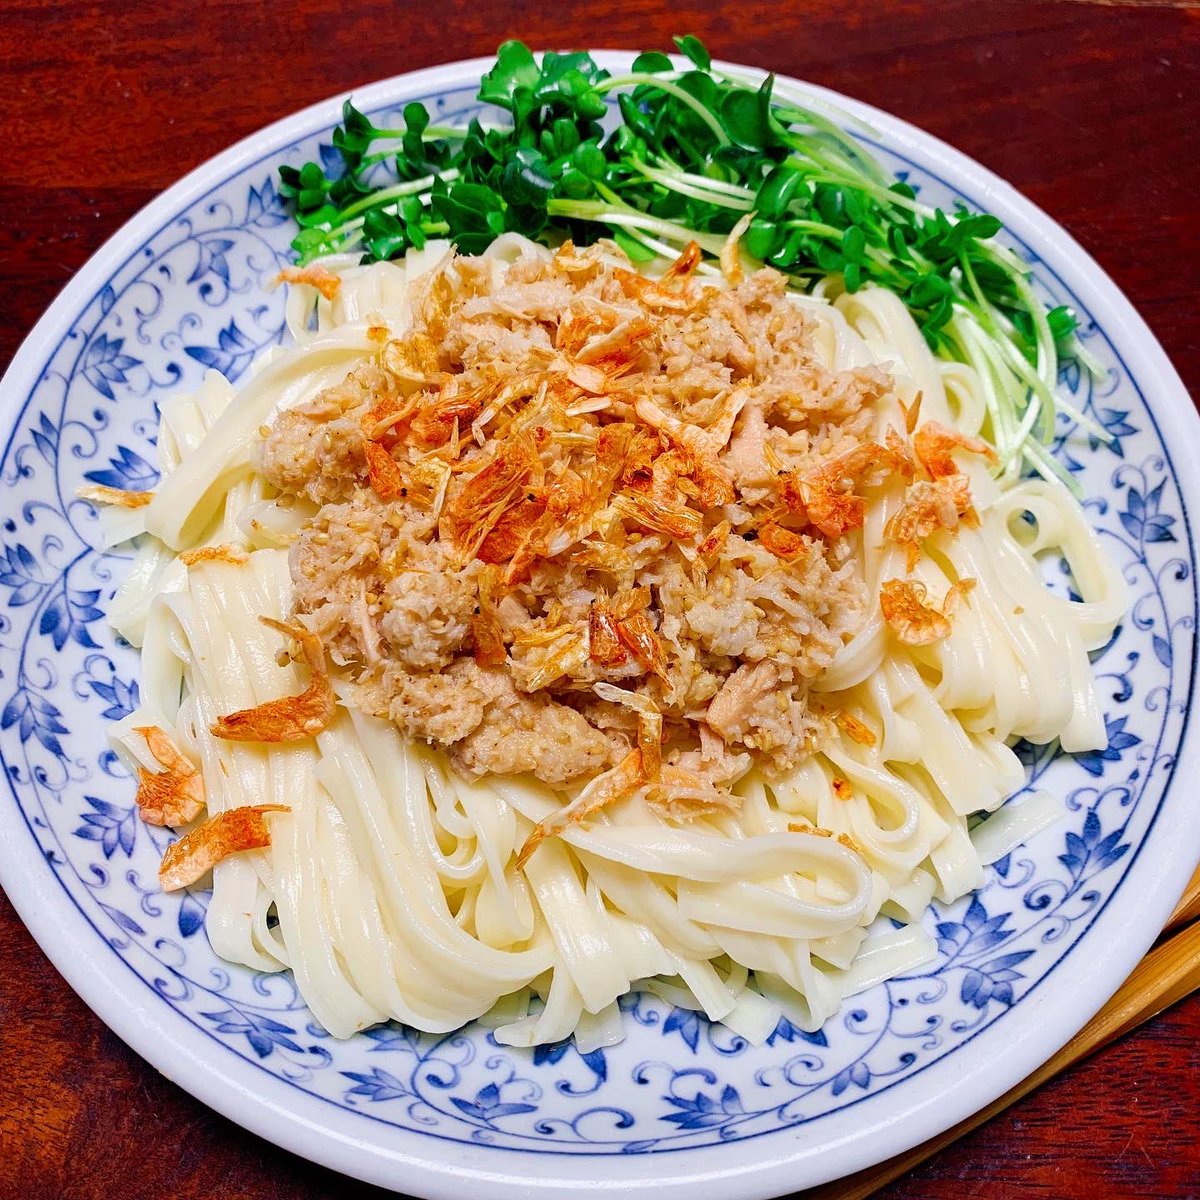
1, 1, 1198, 1196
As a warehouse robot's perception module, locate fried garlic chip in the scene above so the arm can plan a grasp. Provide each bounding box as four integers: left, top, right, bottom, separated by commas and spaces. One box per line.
516, 749, 645, 868
159, 804, 289, 892
913, 421, 997, 481
275, 264, 341, 300
211, 618, 335, 742
134, 726, 205, 826
879, 579, 952, 645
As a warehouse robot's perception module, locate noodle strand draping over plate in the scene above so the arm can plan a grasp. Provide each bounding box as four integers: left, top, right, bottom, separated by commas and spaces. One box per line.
91, 235, 1126, 1049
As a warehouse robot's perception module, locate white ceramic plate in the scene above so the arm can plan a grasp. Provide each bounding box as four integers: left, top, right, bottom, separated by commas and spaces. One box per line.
1, 53, 1197, 1198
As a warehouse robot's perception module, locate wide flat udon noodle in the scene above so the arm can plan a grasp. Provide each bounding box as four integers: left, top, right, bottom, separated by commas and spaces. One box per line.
101, 235, 1125, 1044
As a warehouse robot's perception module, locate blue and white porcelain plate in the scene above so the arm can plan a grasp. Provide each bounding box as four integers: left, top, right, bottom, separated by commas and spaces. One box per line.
1, 55, 1197, 1198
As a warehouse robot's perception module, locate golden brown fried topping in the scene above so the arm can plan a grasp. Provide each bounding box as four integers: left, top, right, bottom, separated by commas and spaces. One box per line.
833, 710, 877, 747
913, 421, 997, 481
879, 579, 952, 645
179, 544, 249, 567
211, 618, 336, 742
134, 726, 206, 826
758, 521, 809, 560
363, 441, 407, 502
76, 483, 154, 508
276, 264, 341, 300
517, 749, 645, 868
884, 475, 975, 571
159, 805, 289, 892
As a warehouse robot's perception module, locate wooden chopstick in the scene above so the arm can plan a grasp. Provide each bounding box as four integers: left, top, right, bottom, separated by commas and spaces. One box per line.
810, 863, 1200, 1200
1162, 864, 1200, 936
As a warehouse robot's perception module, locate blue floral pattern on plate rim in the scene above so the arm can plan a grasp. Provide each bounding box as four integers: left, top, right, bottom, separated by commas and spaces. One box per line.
1, 56, 1197, 1195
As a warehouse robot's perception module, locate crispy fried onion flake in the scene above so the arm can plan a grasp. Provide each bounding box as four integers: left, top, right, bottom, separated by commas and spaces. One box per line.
159, 805, 289, 892
211, 618, 336, 742
134, 726, 205, 826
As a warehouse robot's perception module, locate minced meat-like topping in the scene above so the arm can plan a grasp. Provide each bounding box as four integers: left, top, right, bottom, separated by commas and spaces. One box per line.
257, 241, 904, 796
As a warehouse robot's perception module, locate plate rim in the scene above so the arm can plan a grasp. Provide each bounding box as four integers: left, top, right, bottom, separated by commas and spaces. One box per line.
1, 50, 1199, 1198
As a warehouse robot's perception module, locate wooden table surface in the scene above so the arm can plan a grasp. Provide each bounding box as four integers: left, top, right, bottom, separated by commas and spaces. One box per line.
2, 1, 1198, 1196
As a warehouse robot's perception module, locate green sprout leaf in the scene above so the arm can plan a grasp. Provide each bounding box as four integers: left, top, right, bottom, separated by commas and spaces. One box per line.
275, 35, 1098, 484
477, 41, 541, 108
673, 34, 711, 71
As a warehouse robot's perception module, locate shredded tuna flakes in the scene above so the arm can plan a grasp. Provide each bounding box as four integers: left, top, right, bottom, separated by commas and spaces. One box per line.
255, 241, 928, 839
134, 726, 206, 826
159, 805, 289, 892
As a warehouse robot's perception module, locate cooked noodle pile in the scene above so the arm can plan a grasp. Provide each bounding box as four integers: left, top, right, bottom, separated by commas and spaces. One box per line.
87, 235, 1126, 1047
